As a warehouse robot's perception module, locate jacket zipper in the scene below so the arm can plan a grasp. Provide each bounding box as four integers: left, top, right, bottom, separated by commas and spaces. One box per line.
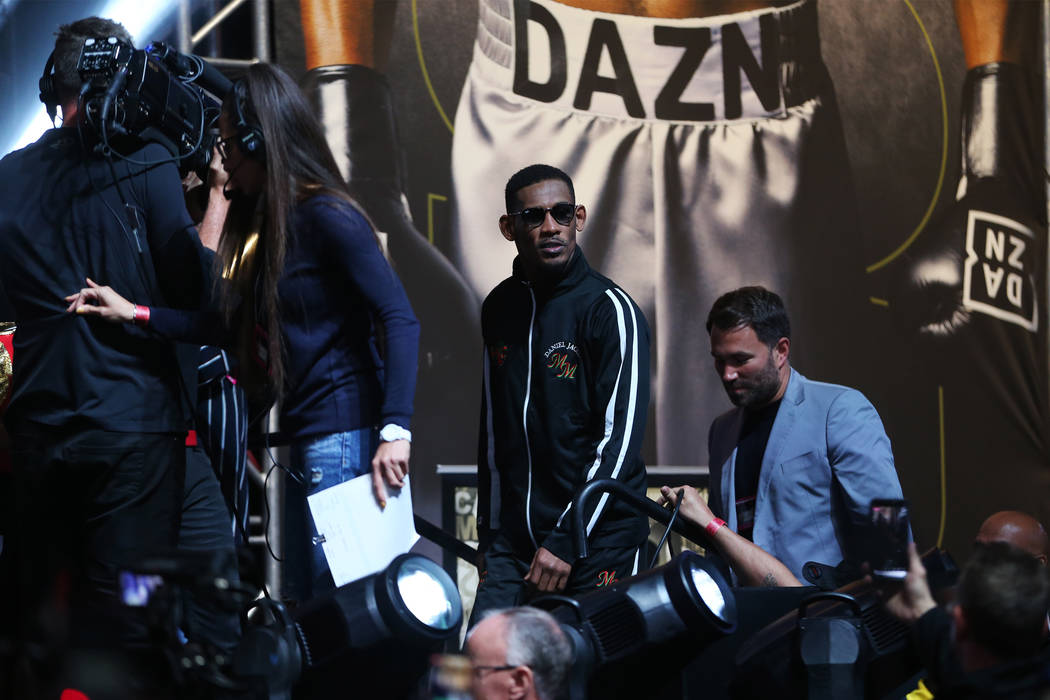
523, 287, 539, 549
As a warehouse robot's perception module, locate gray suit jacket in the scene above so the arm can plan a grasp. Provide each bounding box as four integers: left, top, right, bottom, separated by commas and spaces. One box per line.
708, 368, 903, 580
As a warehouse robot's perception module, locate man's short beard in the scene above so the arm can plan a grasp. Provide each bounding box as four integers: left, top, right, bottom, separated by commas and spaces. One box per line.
730, 352, 781, 409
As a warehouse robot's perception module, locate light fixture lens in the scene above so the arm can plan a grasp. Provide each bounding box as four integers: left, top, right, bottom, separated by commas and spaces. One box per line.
396, 559, 460, 631
690, 566, 729, 622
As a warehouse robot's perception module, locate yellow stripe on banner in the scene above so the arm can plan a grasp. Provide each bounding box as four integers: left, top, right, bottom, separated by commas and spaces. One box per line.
937, 385, 947, 548
427, 193, 448, 245
869, 297, 889, 307
866, 0, 950, 274
412, 0, 455, 135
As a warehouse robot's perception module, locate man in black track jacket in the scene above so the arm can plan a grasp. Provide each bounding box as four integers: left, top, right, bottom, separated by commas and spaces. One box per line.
471, 164, 651, 624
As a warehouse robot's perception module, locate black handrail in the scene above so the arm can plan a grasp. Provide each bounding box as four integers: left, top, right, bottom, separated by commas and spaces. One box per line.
248, 431, 479, 564
250, 433, 696, 566
414, 514, 478, 564
571, 478, 708, 559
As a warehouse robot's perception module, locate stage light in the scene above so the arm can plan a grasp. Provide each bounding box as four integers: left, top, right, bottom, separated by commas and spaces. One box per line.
294, 553, 461, 659
732, 579, 921, 699
544, 550, 737, 666
289, 553, 462, 698
532, 551, 737, 700
382, 553, 462, 640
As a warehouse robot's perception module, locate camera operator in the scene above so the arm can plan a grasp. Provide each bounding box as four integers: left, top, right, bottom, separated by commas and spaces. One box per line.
881, 541, 1050, 698
0, 15, 220, 691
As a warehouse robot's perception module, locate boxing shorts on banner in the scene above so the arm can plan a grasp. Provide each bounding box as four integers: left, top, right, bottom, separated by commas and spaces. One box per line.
450, 0, 867, 464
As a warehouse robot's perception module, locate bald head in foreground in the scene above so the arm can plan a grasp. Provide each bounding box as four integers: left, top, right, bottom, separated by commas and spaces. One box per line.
975, 511, 1048, 565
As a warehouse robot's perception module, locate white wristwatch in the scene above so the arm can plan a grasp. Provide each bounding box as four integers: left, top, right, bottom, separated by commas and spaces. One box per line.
379, 423, 412, 443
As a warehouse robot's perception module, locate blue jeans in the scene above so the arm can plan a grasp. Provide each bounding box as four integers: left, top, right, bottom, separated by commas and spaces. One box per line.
284, 428, 377, 602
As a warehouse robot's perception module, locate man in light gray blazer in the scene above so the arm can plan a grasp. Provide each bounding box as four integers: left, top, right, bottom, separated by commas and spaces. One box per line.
703, 286, 904, 583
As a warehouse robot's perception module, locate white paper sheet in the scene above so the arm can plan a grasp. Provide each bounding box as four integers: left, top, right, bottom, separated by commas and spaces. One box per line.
307, 473, 419, 586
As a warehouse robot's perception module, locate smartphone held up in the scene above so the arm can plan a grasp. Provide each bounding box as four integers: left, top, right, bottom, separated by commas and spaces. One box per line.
869, 498, 910, 580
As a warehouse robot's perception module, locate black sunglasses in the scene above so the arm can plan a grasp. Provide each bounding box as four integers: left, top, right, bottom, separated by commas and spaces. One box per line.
507, 202, 577, 229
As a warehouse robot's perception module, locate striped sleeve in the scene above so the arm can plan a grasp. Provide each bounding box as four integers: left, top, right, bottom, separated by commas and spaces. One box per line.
544, 287, 650, 562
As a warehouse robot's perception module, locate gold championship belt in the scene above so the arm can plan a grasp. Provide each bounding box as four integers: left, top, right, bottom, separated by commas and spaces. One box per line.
0, 322, 14, 411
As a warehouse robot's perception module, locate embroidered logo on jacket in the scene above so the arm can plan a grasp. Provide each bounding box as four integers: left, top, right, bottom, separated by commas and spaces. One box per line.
544, 341, 579, 380
488, 343, 509, 368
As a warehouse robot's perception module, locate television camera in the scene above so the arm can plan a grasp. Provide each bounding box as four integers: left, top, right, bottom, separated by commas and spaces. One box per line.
70, 36, 231, 177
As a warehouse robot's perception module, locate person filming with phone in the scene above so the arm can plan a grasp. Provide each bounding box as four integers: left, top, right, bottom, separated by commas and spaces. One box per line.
880, 540, 1050, 698
662, 286, 905, 585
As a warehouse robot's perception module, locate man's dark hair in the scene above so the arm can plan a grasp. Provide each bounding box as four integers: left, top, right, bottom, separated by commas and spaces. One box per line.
957, 541, 1050, 658
505, 164, 575, 213
52, 17, 133, 102
706, 286, 791, 347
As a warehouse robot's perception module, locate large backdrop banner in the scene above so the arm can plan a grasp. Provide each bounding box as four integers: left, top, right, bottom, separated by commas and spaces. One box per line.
270, 0, 1049, 563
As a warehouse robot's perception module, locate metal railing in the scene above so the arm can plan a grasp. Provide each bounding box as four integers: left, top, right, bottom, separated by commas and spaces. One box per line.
177, 0, 276, 590
176, 0, 269, 67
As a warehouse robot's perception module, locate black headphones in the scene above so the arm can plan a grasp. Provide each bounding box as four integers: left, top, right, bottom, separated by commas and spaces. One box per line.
231, 78, 265, 162
39, 50, 58, 123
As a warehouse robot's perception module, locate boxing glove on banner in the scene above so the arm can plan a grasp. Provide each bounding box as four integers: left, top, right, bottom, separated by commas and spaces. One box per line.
896, 63, 1045, 338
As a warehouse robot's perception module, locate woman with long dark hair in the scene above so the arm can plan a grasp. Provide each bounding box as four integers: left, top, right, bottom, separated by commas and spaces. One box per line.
68, 63, 420, 601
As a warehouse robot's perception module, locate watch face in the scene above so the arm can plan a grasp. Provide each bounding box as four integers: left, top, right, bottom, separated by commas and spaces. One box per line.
381, 425, 410, 442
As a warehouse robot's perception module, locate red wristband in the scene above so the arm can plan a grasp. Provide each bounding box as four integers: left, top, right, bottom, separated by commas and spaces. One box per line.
133, 305, 150, 327
705, 517, 726, 537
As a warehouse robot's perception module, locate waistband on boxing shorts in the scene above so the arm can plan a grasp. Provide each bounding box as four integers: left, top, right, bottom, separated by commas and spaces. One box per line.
473, 0, 826, 123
